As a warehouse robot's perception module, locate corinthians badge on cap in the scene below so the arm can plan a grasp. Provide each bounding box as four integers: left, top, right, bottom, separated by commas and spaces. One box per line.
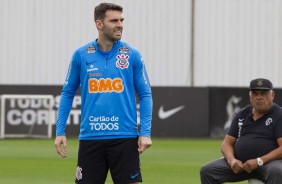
250, 78, 273, 90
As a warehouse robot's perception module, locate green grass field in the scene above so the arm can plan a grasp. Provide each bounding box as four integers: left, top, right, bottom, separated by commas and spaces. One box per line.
0, 138, 247, 184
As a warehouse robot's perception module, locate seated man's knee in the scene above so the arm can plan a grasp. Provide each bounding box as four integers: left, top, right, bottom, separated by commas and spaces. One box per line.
268, 167, 282, 177
267, 161, 282, 176
200, 163, 212, 177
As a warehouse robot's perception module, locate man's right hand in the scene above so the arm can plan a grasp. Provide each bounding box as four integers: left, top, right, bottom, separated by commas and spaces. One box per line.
230, 159, 244, 174
54, 136, 67, 158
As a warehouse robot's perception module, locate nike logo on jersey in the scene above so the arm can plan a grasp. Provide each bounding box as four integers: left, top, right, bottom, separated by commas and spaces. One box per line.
158, 105, 185, 119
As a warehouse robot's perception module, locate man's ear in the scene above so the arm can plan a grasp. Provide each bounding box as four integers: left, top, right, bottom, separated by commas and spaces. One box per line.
271, 90, 275, 99
95, 20, 103, 30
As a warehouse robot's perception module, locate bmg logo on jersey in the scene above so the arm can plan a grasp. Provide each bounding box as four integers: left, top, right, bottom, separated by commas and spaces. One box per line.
88, 78, 124, 93
89, 115, 119, 131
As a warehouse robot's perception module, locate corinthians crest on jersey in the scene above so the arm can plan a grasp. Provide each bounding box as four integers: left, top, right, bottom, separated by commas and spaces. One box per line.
116, 54, 129, 69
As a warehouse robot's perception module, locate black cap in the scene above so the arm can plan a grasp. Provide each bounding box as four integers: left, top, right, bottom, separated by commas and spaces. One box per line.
250, 78, 273, 90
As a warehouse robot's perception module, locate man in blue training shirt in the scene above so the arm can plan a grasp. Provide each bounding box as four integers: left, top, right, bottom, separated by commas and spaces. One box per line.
54, 3, 153, 184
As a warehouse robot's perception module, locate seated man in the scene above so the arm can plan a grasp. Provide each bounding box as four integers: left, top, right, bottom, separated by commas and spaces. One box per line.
200, 78, 282, 184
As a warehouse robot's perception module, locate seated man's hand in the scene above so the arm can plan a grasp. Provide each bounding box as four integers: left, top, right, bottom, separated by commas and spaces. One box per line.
243, 159, 258, 173
230, 159, 244, 174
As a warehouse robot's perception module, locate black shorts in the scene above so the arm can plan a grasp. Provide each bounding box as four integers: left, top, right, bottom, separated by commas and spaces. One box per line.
75, 138, 142, 184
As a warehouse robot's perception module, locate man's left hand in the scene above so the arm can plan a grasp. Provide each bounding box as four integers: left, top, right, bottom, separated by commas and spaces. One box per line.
243, 159, 258, 173
138, 136, 152, 154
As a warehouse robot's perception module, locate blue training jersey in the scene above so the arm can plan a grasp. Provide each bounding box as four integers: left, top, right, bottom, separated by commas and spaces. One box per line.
56, 40, 153, 140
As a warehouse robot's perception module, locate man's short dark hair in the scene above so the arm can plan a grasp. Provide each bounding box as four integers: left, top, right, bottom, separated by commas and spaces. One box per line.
94, 3, 123, 21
